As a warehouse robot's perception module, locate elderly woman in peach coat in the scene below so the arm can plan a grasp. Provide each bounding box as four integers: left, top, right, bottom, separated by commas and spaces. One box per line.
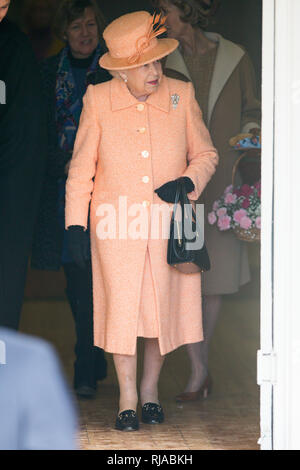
65, 10, 218, 431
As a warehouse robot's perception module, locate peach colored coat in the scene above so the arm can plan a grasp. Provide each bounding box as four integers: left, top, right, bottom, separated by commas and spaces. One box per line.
65, 75, 218, 356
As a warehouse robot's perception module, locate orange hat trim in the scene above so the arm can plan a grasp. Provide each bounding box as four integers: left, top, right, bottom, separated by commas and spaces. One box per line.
128, 13, 167, 65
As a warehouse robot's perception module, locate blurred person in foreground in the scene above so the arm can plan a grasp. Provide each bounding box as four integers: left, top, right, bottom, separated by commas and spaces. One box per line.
0, 0, 47, 329
0, 328, 78, 450
153, 0, 261, 401
31, 0, 110, 398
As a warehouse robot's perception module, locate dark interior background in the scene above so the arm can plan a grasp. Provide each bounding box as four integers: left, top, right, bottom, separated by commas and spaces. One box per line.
100, 0, 262, 85
7, 0, 262, 299
9, 0, 262, 84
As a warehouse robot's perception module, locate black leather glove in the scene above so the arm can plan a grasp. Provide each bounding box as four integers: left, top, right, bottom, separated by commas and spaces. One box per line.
154, 177, 195, 203
66, 225, 89, 269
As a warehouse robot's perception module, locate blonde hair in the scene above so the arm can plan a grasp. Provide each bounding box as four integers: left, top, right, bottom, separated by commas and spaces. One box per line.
152, 0, 220, 29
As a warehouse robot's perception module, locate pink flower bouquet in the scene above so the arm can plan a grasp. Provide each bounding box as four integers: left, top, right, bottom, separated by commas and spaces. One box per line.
208, 181, 261, 242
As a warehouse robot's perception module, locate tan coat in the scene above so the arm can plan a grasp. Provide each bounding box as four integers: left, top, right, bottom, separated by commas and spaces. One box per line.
165, 33, 261, 295
65, 76, 218, 355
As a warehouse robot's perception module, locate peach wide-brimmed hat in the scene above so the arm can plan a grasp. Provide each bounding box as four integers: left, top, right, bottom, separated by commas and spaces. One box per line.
99, 11, 179, 71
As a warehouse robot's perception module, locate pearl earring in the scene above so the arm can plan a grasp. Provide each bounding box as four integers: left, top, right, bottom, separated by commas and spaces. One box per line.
124, 77, 128, 83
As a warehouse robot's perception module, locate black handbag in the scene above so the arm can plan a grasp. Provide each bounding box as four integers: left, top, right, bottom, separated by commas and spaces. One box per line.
167, 178, 210, 274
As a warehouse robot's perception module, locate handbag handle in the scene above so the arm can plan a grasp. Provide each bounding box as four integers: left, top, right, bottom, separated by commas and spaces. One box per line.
232, 148, 261, 186
171, 178, 200, 249
172, 178, 197, 221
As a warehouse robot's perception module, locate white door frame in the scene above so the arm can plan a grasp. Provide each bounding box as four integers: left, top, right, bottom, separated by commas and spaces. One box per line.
260, 0, 300, 450
258, 0, 275, 451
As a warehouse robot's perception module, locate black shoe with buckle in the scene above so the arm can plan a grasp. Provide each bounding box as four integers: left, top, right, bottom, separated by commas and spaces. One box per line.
115, 410, 139, 432
141, 402, 164, 424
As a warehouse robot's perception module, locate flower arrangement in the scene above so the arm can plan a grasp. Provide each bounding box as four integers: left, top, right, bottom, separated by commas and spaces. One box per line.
208, 181, 261, 242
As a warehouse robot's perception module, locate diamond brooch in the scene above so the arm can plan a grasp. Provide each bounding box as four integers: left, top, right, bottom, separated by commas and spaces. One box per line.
171, 93, 180, 109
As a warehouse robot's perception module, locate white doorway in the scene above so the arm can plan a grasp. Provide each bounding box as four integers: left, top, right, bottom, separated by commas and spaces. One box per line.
259, 0, 300, 450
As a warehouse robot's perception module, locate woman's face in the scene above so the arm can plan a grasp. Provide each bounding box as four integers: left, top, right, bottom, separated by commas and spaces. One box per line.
0, 0, 10, 22
65, 7, 99, 59
120, 60, 163, 99
158, 1, 189, 40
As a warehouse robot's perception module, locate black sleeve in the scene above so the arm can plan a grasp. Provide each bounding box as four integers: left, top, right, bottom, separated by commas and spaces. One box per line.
0, 25, 46, 172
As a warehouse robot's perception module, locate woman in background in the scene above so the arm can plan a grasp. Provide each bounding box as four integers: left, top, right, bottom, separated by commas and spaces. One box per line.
153, 0, 261, 401
31, 0, 111, 398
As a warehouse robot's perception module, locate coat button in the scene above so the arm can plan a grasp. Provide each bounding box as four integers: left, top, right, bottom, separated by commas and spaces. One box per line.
142, 176, 149, 183
141, 150, 149, 158
138, 127, 146, 134
142, 200, 150, 207
137, 104, 145, 111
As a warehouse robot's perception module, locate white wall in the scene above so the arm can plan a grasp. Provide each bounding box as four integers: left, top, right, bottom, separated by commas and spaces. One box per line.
272, 0, 300, 450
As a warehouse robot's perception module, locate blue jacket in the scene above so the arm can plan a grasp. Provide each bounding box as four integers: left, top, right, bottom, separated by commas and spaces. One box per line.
30, 50, 110, 270
0, 328, 78, 450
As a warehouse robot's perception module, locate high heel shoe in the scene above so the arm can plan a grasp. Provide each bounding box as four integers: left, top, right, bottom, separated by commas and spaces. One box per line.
175, 374, 212, 403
